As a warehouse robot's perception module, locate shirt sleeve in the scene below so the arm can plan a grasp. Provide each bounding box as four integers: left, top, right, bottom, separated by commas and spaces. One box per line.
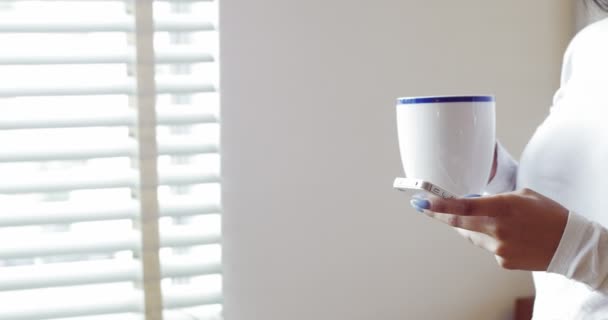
484, 141, 518, 195
548, 212, 608, 294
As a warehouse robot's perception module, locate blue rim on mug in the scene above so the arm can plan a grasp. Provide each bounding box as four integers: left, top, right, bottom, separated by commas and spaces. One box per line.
397, 95, 495, 105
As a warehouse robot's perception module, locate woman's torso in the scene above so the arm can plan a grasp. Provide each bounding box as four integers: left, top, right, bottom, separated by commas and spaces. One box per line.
517, 17, 608, 320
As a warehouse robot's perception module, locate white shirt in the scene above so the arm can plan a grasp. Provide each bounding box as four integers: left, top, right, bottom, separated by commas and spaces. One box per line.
487, 18, 608, 319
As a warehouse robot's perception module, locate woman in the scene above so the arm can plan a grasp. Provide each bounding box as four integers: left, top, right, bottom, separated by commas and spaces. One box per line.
410, 1, 608, 318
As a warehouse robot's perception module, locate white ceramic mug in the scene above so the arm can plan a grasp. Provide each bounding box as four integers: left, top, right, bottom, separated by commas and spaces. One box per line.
396, 95, 496, 196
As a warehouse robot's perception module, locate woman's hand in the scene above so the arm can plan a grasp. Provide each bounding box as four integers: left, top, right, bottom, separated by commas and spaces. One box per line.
410, 188, 569, 271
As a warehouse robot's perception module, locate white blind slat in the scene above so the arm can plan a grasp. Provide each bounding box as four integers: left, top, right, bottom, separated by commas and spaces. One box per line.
0, 169, 219, 194
0, 50, 214, 65
0, 288, 222, 320
0, 78, 216, 97
7, 0, 214, 2
0, 109, 218, 130
0, 18, 214, 33
163, 288, 223, 309
0, 226, 221, 259
0, 258, 221, 291
0, 141, 218, 162
0, 293, 141, 320
0, 200, 221, 227
160, 0, 218, 2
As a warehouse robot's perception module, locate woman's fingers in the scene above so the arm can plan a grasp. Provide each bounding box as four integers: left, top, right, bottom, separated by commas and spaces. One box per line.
409, 188, 570, 271
425, 210, 497, 236
455, 228, 499, 253
412, 195, 508, 217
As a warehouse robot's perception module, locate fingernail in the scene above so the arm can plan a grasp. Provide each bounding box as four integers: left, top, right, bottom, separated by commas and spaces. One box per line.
464, 194, 482, 198
410, 198, 430, 212
409, 200, 424, 212
412, 193, 427, 200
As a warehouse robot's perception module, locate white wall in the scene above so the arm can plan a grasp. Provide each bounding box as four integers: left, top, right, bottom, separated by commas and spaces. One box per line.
221, 1, 573, 319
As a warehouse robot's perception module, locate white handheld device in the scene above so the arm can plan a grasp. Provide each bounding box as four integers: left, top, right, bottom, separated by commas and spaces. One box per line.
393, 177, 456, 199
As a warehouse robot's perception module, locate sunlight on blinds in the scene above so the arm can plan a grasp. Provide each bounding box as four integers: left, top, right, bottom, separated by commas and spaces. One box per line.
0, 1, 221, 319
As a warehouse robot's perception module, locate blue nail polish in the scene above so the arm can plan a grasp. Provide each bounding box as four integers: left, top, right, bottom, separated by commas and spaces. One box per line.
411, 198, 430, 210
464, 194, 482, 198
409, 200, 425, 212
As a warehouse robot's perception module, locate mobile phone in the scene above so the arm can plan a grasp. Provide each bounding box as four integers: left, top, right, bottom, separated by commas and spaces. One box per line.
393, 177, 456, 199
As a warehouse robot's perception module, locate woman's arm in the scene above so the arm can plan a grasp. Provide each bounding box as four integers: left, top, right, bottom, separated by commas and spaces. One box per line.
414, 190, 608, 294
549, 213, 608, 293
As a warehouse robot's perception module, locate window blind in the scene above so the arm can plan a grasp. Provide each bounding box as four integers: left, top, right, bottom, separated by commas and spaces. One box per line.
0, 1, 221, 320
